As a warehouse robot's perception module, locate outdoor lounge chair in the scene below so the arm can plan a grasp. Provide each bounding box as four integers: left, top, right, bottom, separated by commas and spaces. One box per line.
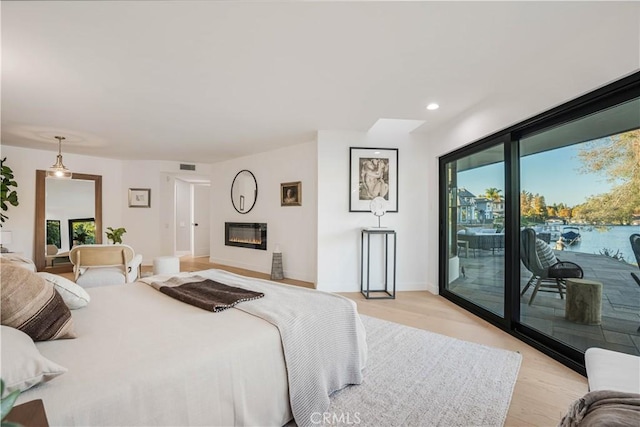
630, 233, 640, 287
520, 228, 584, 305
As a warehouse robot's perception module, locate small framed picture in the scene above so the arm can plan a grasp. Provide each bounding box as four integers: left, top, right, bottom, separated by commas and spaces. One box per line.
128, 188, 151, 208
281, 181, 302, 206
349, 147, 398, 212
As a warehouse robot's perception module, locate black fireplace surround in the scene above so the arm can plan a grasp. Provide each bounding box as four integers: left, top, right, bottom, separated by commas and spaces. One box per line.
225, 222, 267, 250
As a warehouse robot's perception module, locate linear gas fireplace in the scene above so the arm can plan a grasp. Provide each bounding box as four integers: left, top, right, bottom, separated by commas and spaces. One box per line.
225, 222, 267, 250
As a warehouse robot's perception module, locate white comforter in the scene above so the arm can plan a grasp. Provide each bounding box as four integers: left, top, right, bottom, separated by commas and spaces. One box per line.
16, 269, 367, 426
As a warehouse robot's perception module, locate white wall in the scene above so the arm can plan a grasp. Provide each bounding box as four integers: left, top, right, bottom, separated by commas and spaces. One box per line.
209, 141, 317, 283
316, 130, 431, 293
0, 146, 214, 265
0, 145, 123, 259
121, 161, 213, 264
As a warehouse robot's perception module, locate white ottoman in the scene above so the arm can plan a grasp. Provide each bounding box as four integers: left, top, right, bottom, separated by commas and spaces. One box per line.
153, 256, 180, 275
585, 347, 640, 394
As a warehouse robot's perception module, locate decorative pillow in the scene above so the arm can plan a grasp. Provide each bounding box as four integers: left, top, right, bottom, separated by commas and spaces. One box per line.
535, 238, 558, 269
37, 272, 90, 309
0, 253, 37, 271
0, 325, 67, 393
0, 260, 76, 341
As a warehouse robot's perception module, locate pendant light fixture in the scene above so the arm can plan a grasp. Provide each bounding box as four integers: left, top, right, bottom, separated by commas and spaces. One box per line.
47, 136, 72, 179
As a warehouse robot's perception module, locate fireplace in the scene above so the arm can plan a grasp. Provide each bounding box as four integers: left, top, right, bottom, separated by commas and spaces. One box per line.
225, 222, 267, 250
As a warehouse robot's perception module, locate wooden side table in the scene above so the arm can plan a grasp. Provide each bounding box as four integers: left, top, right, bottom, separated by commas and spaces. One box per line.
565, 278, 603, 325
5, 399, 49, 427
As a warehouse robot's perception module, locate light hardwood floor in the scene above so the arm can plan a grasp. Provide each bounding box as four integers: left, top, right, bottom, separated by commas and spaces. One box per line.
149, 256, 587, 426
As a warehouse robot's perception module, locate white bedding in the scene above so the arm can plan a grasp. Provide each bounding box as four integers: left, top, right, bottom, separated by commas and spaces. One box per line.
16, 269, 368, 426
16, 274, 293, 426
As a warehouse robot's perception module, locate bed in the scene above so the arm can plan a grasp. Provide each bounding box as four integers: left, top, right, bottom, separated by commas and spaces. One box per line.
11, 269, 368, 426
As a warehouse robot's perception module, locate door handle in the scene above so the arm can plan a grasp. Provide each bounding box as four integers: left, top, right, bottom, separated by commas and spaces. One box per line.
193, 223, 199, 227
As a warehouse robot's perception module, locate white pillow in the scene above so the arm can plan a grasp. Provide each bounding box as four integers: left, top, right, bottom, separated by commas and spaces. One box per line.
37, 272, 90, 309
0, 325, 68, 393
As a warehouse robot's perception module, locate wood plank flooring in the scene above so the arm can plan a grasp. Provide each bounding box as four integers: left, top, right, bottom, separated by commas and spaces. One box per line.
132, 257, 590, 425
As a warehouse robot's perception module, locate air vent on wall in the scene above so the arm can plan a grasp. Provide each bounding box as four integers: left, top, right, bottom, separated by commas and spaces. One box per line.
180, 163, 196, 171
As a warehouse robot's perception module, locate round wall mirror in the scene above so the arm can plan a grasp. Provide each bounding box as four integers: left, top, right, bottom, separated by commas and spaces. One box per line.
231, 170, 258, 214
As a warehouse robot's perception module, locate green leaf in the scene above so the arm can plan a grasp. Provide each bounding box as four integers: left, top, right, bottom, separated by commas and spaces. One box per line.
0, 389, 20, 421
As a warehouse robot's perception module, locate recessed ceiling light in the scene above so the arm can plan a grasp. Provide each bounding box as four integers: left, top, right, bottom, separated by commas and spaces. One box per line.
426, 103, 440, 111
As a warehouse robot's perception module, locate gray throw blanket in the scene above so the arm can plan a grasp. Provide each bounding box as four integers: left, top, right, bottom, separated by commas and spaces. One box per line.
142, 269, 367, 427
144, 275, 264, 312
559, 390, 640, 427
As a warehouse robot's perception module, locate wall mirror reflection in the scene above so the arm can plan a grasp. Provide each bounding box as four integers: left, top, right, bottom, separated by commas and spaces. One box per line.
35, 171, 102, 272
231, 170, 258, 214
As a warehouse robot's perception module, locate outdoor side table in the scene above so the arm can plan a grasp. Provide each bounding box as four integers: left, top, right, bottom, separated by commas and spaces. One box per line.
565, 278, 603, 325
361, 228, 396, 299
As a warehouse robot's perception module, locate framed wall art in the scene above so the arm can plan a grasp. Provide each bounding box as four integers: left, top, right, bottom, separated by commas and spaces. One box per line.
281, 181, 302, 206
349, 147, 398, 212
128, 188, 151, 208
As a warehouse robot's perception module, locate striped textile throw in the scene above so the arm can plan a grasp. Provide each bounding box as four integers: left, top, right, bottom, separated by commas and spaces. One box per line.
144, 275, 264, 312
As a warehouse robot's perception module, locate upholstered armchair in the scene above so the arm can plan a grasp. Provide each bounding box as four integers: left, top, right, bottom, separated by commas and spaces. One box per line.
69, 244, 142, 287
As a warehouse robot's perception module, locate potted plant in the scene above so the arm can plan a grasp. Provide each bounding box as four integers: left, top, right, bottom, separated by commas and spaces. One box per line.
0, 158, 19, 227
105, 227, 126, 244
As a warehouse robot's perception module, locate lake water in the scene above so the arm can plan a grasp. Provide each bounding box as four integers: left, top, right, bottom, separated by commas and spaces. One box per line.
560, 225, 640, 265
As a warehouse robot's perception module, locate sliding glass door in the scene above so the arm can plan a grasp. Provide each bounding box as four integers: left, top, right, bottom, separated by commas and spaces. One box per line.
439, 72, 640, 371
519, 98, 640, 356
443, 142, 506, 318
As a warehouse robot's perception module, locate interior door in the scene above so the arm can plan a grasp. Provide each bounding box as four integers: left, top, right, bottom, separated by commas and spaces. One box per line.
192, 184, 211, 257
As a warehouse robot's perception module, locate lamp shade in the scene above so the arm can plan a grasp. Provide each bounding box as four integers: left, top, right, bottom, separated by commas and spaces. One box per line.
47, 136, 72, 179
1, 230, 13, 245
46, 165, 73, 179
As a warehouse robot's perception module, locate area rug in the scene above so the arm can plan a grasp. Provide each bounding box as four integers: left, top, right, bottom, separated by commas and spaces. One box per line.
324, 315, 522, 427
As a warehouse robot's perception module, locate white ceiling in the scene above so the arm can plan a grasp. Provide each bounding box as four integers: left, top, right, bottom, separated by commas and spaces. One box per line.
2, 1, 639, 163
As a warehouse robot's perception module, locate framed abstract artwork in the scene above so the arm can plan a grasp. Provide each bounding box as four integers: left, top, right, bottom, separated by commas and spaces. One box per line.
349, 147, 398, 212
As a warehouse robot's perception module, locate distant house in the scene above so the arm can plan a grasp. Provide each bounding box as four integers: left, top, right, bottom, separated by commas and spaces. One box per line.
457, 188, 476, 223
473, 195, 505, 223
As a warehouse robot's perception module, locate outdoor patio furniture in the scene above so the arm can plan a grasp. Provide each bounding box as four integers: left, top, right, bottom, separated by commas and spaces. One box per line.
520, 228, 584, 305
630, 233, 640, 286
460, 232, 504, 257
565, 278, 603, 325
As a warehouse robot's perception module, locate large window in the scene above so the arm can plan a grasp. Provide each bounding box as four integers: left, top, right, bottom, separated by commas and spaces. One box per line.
439, 72, 640, 371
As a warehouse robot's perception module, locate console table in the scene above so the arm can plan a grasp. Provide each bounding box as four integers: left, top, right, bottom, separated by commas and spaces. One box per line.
360, 228, 396, 299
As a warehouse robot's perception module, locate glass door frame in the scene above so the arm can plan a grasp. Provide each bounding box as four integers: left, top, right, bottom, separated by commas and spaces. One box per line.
439, 134, 512, 329
438, 71, 640, 373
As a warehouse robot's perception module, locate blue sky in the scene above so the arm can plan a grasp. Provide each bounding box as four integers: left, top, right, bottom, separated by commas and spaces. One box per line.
458, 145, 614, 206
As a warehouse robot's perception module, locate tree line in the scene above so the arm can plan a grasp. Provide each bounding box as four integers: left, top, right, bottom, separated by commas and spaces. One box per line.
520, 129, 640, 225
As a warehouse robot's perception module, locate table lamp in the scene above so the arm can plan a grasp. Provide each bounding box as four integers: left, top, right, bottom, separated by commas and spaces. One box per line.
1, 231, 13, 253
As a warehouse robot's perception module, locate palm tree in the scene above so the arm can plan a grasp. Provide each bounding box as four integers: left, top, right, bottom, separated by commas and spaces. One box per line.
485, 187, 502, 202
